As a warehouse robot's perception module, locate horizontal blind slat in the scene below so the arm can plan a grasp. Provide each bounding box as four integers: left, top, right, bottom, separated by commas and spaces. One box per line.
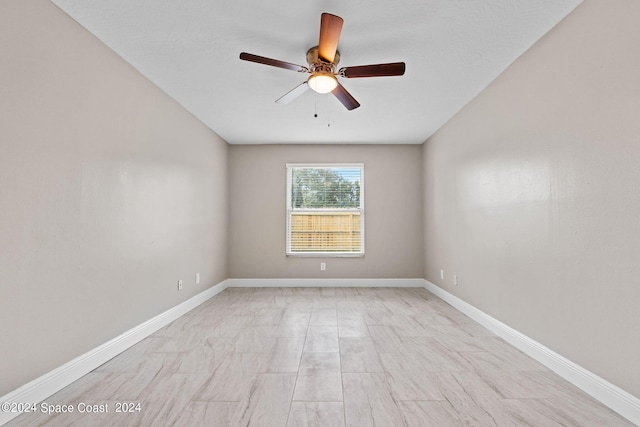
288, 165, 363, 254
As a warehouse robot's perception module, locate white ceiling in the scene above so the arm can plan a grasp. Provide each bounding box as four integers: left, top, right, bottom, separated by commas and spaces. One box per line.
51, 0, 581, 145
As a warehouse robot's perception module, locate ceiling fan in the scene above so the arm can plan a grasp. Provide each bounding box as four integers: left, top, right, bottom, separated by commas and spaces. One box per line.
239, 13, 406, 111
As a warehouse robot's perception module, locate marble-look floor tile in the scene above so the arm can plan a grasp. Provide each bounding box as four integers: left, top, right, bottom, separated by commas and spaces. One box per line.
338, 309, 369, 338
303, 325, 339, 353
44, 371, 154, 405
362, 309, 392, 326
340, 337, 383, 373
432, 334, 491, 352
368, 325, 414, 353
250, 308, 285, 325
233, 326, 278, 353
94, 341, 174, 374
231, 374, 296, 426
431, 372, 500, 426
398, 400, 463, 427
462, 335, 523, 355
388, 315, 432, 337
533, 372, 634, 426
171, 402, 238, 427
399, 288, 432, 303
195, 353, 263, 401
451, 371, 534, 426
338, 321, 370, 338
379, 353, 444, 401
457, 319, 495, 337
154, 327, 211, 353
47, 371, 115, 402
128, 373, 209, 426
320, 287, 338, 297
342, 373, 405, 427
336, 308, 363, 320
407, 337, 474, 372
501, 399, 573, 427
175, 338, 234, 374
83, 371, 158, 401
293, 352, 343, 401
502, 396, 634, 427
459, 346, 548, 372
429, 323, 476, 339
259, 338, 304, 373
206, 314, 254, 338
382, 299, 421, 316
286, 402, 345, 427
310, 294, 338, 308
310, 308, 338, 325
282, 307, 312, 317
152, 314, 197, 338
477, 369, 562, 399
274, 315, 309, 337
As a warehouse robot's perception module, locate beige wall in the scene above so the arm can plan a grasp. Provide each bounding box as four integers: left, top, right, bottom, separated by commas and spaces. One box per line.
423, 0, 640, 398
229, 145, 424, 279
0, 0, 228, 395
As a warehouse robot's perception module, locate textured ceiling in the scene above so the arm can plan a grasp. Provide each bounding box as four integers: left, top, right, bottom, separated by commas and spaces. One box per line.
51, 0, 581, 144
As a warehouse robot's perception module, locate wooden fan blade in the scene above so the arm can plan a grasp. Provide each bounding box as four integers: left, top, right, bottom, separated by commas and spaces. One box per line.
318, 13, 343, 63
341, 62, 406, 78
240, 52, 308, 72
275, 81, 310, 104
331, 83, 360, 110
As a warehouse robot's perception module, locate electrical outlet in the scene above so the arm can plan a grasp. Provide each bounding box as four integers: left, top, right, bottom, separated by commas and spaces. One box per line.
196, 273, 200, 284
178, 280, 183, 291
440, 270, 444, 280
454, 275, 458, 286
320, 262, 326, 271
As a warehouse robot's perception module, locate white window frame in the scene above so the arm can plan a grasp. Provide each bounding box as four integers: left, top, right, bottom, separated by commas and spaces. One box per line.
286, 163, 365, 257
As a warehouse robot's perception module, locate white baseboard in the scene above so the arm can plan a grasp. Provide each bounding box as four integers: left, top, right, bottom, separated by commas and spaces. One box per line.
0, 279, 229, 426
227, 278, 425, 288
423, 279, 640, 426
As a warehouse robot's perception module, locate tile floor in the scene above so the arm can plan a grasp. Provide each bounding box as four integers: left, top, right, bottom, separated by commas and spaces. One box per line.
7, 287, 633, 426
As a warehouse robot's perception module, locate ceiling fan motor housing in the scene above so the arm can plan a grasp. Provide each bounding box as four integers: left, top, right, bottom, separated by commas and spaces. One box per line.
306, 46, 340, 71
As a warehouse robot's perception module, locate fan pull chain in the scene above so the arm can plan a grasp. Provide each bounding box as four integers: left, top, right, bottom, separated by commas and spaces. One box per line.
314, 93, 318, 118
327, 94, 331, 127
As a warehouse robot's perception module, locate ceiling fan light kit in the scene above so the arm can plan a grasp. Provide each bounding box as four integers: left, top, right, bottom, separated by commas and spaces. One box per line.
240, 13, 405, 110
308, 72, 338, 94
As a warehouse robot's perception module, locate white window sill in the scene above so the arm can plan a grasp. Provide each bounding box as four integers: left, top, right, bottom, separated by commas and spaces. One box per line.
286, 252, 365, 258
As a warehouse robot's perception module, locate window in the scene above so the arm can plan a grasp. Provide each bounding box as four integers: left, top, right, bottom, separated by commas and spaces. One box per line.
286, 164, 364, 256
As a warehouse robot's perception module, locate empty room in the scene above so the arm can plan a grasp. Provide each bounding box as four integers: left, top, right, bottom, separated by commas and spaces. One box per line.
1, 0, 639, 426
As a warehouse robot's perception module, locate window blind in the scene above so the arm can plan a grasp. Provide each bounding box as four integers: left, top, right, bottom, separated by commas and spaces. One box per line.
287, 164, 364, 256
